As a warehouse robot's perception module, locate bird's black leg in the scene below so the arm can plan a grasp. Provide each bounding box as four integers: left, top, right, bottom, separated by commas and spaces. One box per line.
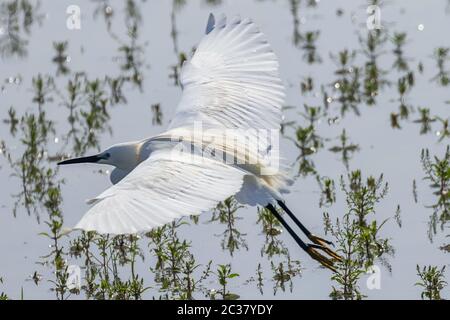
276, 200, 342, 262
277, 200, 334, 247
266, 204, 308, 251
265, 204, 337, 272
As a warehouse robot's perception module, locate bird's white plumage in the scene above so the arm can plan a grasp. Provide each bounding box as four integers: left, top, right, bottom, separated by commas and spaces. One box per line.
73, 14, 288, 234
170, 15, 285, 131
76, 150, 246, 234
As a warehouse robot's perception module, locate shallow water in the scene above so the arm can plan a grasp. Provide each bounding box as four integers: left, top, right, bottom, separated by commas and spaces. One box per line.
0, 0, 449, 299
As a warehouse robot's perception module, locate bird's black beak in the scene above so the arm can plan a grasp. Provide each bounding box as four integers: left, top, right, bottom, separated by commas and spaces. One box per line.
57, 154, 102, 165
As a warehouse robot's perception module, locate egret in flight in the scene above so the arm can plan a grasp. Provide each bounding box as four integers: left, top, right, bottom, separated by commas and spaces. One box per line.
58, 14, 341, 271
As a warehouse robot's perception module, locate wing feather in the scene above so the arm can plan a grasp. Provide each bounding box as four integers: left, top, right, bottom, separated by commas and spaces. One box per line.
75, 150, 246, 234
169, 14, 285, 131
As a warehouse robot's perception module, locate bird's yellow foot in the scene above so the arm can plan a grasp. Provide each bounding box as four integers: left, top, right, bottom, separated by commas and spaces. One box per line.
308, 234, 342, 262
306, 244, 337, 273
309, 234, 333, 246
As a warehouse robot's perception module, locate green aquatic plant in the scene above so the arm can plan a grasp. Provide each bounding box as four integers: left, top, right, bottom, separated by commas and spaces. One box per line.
4, 106, 19, 135
415, 265, 447, 300
288, 0, 320, 49
147, 221, 212, 299
316, 176, 336, 208
291, 125, 319, 176
97, 0, 146, 90
210, 264, 239, 300
58, 72, 133, 157
413, 108, 436, 135
151, 103, 163, 125
59, 73, 107, 156
270, 256, 302, 295
116, 27, 145, 90
8, 112, 56, 219
257, 206, 288, 258
52, 41, 70, 76
32, 74, 55, 109
432, 47, 450, 86
330, 50, 362, 116
328, 129, 359, 170
301, 31, 321, 64
324, 170, 393, 300
2, 0, 450, 301
420, 147, 450, 241
300, 77, 314, 95
1, 74, 73, 300
70, 232, 148, 300
436, 117, 450, 141
285, 105, 327, 176
106, 76, 128, 105
256, 205, 304, 295
209, 197, 247, 256
0, 0, 44, 57
169, 0, 182, 84
289, 0, 302, 46
392, 32, 410, 72
0, 277, 8, 300
391, 71, 415, 126
80, 79, 112, 153
169, 52, 188, 87
92, 0, 114, 30
413, 179, 418, 203
255, 264, 264, 295
394, 205, 402, 228
360, 29, 389, 106
39, 182, 72, 300
300, 104, 325, 127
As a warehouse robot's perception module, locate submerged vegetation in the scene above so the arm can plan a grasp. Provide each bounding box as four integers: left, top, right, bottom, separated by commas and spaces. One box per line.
0, 0, 448, 300
324, 171, 393, 300
420, 147, 450, 242
415, 265, 447, 300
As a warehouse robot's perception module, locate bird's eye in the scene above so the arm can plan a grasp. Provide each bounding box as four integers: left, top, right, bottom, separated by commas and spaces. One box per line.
104, 152, 111, 159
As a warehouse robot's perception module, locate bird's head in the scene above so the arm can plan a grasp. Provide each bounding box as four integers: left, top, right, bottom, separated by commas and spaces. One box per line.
58, 142, 141, 170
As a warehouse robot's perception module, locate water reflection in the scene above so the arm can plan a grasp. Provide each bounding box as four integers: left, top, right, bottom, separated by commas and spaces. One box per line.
0, 0, 449, 300
209, 197, 248, 257
257, 207, 288, 257
360, 30, 389, 106
391, 71, 414, 125
146, 221, 213, 299
0, 0, 44, 58
169, 0, 187, 87
270, 256, 302, 295
328, 129, 360, 170
330, 50, 362, 116
3, 74, 57, 222
323, 170, 395, 300
392, 32, 410, 72
70, 232, 147, 299
52, 41, 70, 76
316, 176, 336, 208
420, 147, 450, 241
432, 47, 450, 86
92, 0, 147, 90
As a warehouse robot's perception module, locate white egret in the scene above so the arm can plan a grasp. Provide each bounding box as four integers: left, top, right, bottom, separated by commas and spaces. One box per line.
58, 14, 341, 271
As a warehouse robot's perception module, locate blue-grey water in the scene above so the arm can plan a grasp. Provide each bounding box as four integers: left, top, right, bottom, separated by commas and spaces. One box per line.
0, 0, 449, 299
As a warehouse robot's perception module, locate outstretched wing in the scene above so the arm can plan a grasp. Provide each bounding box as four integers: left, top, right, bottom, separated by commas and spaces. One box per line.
169, 14, 285, 131
75, 150, 246, 234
